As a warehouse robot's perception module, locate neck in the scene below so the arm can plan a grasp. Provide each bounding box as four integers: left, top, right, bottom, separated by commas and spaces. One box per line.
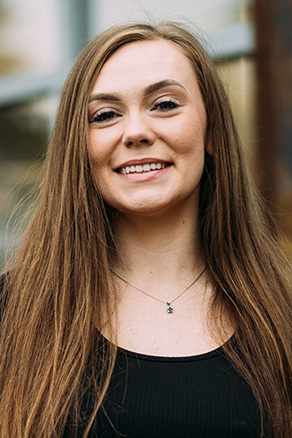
111, 205, 204, 287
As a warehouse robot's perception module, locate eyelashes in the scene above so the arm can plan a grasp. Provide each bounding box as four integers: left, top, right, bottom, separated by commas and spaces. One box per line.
91, 110, 119, 123
90, 98, 180, 124
152, 99, 179, 112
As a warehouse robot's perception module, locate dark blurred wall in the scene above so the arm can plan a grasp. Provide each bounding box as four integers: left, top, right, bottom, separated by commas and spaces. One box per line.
255, 0, 292, 253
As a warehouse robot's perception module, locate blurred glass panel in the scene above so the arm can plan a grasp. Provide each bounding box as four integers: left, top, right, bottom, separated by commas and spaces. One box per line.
217, 56, 257, 176
92, 0, 252, 35
276, 138, 292, 257
0, 0, 61, 77
217, 57, 292, 257
0, 97, 53, 268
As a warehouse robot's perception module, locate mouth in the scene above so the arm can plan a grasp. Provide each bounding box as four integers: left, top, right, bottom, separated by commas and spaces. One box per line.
115, 162, 172, 175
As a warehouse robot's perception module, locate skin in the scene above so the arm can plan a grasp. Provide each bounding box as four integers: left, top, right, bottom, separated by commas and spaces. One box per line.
88, 39, 208, 218
88, 40, 230, 356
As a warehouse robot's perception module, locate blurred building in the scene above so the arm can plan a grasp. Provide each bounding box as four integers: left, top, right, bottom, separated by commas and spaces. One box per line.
0, 0, 291, 267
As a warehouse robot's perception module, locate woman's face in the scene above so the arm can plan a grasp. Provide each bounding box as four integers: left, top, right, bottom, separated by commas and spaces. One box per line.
88, 39, 209, 217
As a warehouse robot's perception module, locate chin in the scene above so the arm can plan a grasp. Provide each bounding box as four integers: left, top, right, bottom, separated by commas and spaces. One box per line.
105, 189, 199, 218
115, 198, 186, 218
118, 205, 167, 217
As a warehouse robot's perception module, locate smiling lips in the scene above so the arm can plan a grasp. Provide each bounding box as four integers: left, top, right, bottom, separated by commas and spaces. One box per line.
116, 162, 172, 175
118, 162, 168, 175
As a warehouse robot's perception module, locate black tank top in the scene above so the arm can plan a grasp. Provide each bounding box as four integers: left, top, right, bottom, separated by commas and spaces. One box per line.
0, 277, 262, 437
71, 344, 262, 437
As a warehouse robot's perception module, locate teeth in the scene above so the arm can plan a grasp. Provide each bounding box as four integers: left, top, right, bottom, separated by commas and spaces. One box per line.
119, 162, 167, 174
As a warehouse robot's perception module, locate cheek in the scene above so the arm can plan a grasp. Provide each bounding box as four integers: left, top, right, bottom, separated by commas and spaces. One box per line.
168, 113, 207, 154
87, 132, 112, 168
173, 128, 206, 160
173, 125, 206, 183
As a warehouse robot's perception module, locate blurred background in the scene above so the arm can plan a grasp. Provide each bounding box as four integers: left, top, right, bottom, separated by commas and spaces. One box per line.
0, 0, 291, 268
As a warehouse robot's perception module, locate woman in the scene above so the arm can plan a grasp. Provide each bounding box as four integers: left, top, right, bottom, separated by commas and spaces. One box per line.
0, 22, 291, 437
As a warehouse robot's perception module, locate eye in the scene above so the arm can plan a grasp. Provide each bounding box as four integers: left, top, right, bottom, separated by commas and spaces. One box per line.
90, 109, 120, 124
152, 99, 179, 112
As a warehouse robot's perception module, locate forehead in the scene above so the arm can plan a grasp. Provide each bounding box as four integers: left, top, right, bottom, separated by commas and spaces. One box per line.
91, 39, 197, 93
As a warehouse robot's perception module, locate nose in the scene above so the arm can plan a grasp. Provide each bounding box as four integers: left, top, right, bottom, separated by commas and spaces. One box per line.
122, 112, 156, 147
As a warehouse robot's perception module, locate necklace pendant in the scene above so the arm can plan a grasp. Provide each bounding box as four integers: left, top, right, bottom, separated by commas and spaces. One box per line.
167, 302, 174, 313
112, 268, 205, 315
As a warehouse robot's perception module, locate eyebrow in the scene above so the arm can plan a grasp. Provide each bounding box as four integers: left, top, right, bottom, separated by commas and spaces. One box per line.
88, 79, 187, 103
144, 79, 187, 95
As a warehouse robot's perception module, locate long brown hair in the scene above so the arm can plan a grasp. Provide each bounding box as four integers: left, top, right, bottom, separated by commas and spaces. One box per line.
0, 22, 291, 437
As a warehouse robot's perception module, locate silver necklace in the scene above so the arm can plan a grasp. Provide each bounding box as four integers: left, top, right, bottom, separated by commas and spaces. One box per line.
111, 267, 205, 313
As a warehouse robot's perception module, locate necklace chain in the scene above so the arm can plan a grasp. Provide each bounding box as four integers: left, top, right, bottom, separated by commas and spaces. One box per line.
111, 267, 205, 313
